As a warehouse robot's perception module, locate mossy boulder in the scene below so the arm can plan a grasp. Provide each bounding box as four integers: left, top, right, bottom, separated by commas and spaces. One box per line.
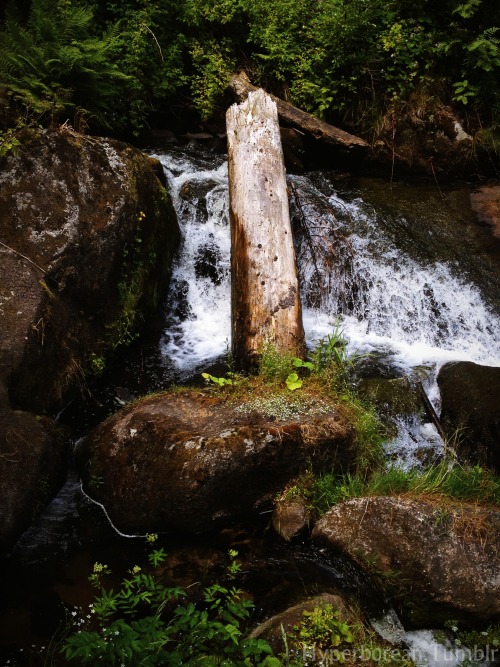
77, 390, 354, 534
313, 497, 500, 626
0, 128, 179, 552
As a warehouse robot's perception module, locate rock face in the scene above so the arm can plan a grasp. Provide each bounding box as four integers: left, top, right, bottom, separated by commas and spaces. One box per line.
438, 361, 500, 472
77, 390, 353, 534
313, 497, 500, 624
0, 128, 179, 552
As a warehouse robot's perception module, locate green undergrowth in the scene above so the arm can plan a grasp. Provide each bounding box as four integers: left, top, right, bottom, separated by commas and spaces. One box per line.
311, 462, 500, 516
283, 602, 415, 667
56, 536, 279, 667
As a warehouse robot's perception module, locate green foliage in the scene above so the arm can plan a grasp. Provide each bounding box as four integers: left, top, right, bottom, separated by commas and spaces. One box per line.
190, 38, 235, 120
259, 341, 296, 384
61, 537, 277, 666
0, 125, 21, 157
106, 210, 149, 351
2, 0, 500, 138
309, 323, 353, 378
90, 353, 106, 377
285, 372, 302, 391
293, 604, 354, 650
259, 322, 356, 391
202, 372, 234, 387
311, 462, 500, 515
100, 0, 187, 134
0, 0, 131, 128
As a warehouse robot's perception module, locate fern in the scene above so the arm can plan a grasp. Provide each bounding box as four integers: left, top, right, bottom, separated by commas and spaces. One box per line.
0, 0, 131, 128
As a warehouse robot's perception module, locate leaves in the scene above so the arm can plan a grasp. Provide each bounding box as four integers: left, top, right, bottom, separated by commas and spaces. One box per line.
61, 540, 276, 666
202, 372, 233, 386
285, 372, 303, 391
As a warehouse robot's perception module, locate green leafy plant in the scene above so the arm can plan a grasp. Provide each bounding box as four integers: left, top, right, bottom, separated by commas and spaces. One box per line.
0, 125, 21, 157
285, 372, 302, 391
61, 536, 278, 666
202, 372, 234, 387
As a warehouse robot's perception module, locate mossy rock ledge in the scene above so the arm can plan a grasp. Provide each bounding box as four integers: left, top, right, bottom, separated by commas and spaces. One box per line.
77, 390, 354, 534
0, 128, 179, 552
312, 496, 500, 625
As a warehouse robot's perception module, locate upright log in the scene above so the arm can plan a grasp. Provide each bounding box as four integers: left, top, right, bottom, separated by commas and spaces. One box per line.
227, 89, 305, 369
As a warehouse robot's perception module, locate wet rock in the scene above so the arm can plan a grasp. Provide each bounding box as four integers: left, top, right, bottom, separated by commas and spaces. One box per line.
194, 243, 226, 285
272, 496, 312, 541
77, 390, 354, 534
357, 377, 421, 418
312, 497, 500, 625
0, 128, 179, 552
437, 361, 500, 472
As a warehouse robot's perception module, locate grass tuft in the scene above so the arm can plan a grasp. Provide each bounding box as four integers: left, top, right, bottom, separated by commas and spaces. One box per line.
311, 462, 500, 516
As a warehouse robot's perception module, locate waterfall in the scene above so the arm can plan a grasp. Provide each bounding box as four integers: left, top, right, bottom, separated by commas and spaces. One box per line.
154, 145, 500, 463
157, 148, 231, 371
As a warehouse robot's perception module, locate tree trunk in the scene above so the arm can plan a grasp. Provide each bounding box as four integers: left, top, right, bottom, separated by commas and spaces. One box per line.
230, 71, 369, 150
227, 88, 305, 370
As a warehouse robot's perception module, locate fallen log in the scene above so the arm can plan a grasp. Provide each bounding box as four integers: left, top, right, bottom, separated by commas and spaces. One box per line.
226, 88, 305, 369
229, 71, 369, 151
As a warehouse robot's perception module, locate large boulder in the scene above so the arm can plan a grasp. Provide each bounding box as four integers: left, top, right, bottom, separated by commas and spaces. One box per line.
437, 361, 500, 471
77, 390, 354, 534
312, 497, 500, 625
0, 128, 179, 551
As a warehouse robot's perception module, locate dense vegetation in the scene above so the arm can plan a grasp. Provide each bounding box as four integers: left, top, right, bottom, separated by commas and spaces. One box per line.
1, 0, 499, 151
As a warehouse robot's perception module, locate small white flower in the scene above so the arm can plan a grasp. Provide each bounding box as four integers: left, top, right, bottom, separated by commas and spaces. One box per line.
115, 631, 119, 635
71, 611, 77, 616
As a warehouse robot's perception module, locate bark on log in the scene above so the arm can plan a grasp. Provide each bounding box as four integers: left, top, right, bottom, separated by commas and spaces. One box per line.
230, 71, 369, 150
227, 88, 305, 369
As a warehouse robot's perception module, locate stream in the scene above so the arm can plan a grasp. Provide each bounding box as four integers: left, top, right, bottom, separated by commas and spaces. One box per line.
1, 142, 499, 666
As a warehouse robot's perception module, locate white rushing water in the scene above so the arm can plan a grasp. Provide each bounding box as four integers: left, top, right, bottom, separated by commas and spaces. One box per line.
155, 146, 500, 463
156, 149, 232, 370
